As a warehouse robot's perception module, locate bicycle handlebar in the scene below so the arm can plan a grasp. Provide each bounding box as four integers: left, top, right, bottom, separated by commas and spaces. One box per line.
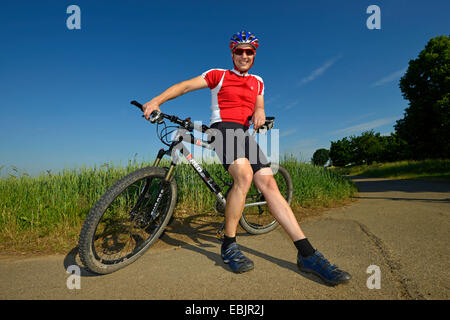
130, 100, 144, 111
130, 100, 275, 134
131, 100, 210, 133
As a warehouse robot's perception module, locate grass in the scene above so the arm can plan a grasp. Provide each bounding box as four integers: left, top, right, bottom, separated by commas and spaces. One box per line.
336, 159, 450, 181
0, 155, 356, 254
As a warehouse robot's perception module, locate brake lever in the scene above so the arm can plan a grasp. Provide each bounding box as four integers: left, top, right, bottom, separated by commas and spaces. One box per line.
150, 111, 163, 124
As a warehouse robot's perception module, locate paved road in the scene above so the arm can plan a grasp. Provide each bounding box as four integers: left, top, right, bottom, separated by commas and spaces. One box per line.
1, 177, 449, 300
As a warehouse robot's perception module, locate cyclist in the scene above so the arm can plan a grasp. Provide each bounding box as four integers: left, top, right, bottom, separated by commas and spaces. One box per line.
142, 31, 351, 286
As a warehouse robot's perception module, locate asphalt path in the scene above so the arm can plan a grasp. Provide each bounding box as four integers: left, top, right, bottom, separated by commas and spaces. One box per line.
1, 176, 449, 300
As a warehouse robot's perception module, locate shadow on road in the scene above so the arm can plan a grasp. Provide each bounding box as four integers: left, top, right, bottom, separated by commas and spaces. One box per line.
61, 214, 337, 286
353, 196, 450, 203
350, 176, 450, 194
63, 247, 101, 278
160, 216, 328, 286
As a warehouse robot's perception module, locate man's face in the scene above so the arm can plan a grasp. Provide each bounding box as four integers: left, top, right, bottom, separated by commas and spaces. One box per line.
232, 44, 255, 72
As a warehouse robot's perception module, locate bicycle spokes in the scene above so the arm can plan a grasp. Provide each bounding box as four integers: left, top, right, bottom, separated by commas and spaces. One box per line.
92, 175, 172, 264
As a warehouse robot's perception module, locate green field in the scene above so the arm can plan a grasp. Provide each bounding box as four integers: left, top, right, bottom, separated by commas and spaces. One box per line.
335, 159, 450, 181
0, 156, 356, 253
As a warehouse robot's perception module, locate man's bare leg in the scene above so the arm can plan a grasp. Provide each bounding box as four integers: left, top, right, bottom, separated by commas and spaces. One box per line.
253, 167, 352, 285
220, 158, 255, 273
224, 158, 253, 237
253, 167, 306, 241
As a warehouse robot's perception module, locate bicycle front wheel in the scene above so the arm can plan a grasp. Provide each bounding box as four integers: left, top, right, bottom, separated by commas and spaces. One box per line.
239, 164, 293, 235
78, 167, 177, 274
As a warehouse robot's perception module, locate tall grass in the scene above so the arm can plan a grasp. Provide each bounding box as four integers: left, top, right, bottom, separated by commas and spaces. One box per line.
0, 156, 356, 253
281, 155, 357, 207
341, 159, 450, 181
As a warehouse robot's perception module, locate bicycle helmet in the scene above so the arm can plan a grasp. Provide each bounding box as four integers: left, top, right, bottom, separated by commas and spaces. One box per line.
229, 30, 259, 51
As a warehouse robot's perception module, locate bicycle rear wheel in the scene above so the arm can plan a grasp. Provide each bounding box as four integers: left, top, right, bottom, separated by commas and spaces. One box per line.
78, 167, 177, 274
239, 164, 293, 234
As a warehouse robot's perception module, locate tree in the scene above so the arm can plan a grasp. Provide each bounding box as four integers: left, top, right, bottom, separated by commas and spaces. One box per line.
329, 131, 411, 167
380, 133, 410, 162
395, 35, 450, 159
312, 148, 330, 166
329, 137, 353, 167
352, 131, 384, 165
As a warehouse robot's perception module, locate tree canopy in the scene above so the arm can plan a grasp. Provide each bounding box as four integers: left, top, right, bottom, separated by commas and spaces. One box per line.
312, 148, 330, 166
329, 35, 449, 167
395, 35, 450, 159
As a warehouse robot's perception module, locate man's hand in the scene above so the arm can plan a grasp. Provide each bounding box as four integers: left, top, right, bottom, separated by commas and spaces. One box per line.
251, 107, 265, 130
143, 100, 161, 120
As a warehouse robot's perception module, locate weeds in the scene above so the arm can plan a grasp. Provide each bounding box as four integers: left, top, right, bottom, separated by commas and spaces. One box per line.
340, 159, 450, 181
0, 156, 356, 253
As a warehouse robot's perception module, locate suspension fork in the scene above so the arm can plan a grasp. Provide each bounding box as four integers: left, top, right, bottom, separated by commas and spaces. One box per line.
130, 148, 174, 226
135, 132, 185, 225
149, 138, 184, 213
152, 148, 165, 167
152, 148, 177, 181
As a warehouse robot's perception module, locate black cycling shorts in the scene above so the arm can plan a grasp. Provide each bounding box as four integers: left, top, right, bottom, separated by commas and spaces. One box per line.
208, 121, 271, 174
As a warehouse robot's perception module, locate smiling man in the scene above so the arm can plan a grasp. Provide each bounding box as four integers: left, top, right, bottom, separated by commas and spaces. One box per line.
142, 31, 351, 286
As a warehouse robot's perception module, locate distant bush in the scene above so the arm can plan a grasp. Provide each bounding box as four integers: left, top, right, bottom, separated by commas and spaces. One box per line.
330, 130, 410, 167
312, 148, 330, 166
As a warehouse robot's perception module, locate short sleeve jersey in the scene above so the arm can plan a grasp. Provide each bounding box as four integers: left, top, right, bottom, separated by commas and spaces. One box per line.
201, 68, 264, 126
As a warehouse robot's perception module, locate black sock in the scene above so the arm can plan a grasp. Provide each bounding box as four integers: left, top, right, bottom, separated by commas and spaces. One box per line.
222, 235, 236, 249
294, 238, 315, 258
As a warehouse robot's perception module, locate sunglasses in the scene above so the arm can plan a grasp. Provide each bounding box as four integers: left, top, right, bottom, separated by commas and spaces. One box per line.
233, 48, 255, 56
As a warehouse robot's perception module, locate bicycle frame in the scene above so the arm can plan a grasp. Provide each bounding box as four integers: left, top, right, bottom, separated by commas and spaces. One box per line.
129, 100, 275, 223
152, 127, 228, 209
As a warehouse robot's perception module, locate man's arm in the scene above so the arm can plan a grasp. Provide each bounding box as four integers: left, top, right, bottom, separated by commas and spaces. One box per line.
251, 95, 265, 130
143, 75, 208, 120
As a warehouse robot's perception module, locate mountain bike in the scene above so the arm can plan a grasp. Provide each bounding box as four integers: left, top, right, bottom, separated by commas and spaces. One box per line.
78, 100, 293, 274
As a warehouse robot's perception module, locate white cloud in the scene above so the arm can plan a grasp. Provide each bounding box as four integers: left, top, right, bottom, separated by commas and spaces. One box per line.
297, 55, 342, 87
280, 129, 297, 137
370, 67, 407, 87
264, 94, 281, 106
293, 138, 319, 148
340, 112, 376, 126
332, 117, 398, 136
283, 99, 300, 110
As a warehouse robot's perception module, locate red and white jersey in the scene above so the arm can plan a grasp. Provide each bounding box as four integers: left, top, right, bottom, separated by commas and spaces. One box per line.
202, 68, 264, 126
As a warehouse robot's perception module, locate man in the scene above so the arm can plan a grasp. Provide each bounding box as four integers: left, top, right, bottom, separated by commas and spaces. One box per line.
143, 31, 351, 286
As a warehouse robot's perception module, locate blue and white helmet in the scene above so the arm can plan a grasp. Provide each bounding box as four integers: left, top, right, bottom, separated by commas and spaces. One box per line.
229, 30, 259, 51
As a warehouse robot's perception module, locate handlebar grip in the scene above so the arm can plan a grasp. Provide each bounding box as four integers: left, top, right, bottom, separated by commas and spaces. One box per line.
130, 100, 144, 111
131, 101, 160, 118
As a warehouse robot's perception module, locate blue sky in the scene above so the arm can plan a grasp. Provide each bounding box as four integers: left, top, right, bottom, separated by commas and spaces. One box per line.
1, 0, 449, 176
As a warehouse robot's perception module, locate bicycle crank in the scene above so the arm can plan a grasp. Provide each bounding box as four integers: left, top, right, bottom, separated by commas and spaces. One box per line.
216, 221, 225, 240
